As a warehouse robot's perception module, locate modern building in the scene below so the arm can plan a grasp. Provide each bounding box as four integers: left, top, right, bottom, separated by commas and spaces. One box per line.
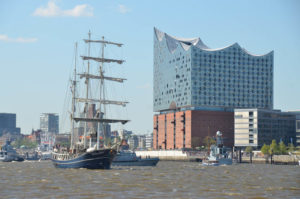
288, 111, 300, 146
0, 113, 21, 136
137, 135, 146, 149
128, 135, 138, 150
153, 28, 273, 149
40, 113, 59, 134
145, 133, 153, 149
234, 109, 296, 148
153, 28, 274, 112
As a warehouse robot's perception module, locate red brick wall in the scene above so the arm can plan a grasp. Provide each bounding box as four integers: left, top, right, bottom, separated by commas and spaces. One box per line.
153, 110, 234, 149
191, 110, 234, 147
166, 113, 175, 149
157, 114, 166, 149
185, 111, 192, 148
153, 115, 158, 149
175, 111, 184, 149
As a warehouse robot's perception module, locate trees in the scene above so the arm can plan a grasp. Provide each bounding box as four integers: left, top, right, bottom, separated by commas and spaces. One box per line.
288, 143, 296, 153
269, 140, 279, 155
12, 138, 37, 149
279, 141, 287, 155
261, 144, 270, 156
203, 136, 216, 149
245, 146, 253, 153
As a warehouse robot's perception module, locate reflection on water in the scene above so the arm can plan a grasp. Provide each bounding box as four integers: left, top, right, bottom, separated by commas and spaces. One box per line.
0, 161, 299, 198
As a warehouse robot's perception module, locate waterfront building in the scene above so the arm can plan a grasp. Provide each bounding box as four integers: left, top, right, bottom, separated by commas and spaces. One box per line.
234, 109, 296, 148
153, 28, 273, 112
137, 135, 146, 149
40, 113, 59, 134
288, 110, 300, 146
40, 131, 55, 151
154, 110, 234, 149
128, 135, 138, 150
153, 28, 273, 149
145, 133, 153, 149
0, 113, 21, 137
118, 129, 133, 139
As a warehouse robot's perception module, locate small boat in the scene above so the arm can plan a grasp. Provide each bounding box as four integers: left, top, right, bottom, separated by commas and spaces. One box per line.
202, 131, 232, 166
112, 150, 159, 166
40, 151, 52, 160
0, 141, 24, 162
51, 32, 129, 169
24, 151, 40, 161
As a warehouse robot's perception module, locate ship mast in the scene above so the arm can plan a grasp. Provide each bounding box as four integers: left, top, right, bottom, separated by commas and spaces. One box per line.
96, 36, 105, 150
70, 42, 77, 149
73, 31, 129, 150
83, 31, 91, 148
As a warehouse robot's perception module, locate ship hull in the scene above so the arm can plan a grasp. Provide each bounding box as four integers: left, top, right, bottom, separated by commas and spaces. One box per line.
202, 158, 232, 166
51, 149, 116, 169
112, 158, 159, 167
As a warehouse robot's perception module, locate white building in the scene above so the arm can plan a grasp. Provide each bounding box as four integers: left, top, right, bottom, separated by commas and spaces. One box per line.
145, 133, 153, 149
234, 109, 296, 148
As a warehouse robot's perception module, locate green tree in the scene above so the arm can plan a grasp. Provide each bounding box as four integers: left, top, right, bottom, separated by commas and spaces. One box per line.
245, 146, 253, 153
288, 143, 296, 153
261, 144, 270, 155
279, 141, 287, 155
12, 138, 37, 149
269, 139, 279, 155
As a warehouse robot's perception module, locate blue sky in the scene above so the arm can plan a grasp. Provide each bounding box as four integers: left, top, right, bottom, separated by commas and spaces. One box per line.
0, 0, 299, 134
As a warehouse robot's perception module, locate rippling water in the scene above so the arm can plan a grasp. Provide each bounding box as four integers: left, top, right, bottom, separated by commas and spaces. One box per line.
0, 161, 299, 198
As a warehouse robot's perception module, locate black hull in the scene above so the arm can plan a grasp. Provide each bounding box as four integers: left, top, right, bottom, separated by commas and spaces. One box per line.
112, 158, 159, 166
51, 149, 116, 169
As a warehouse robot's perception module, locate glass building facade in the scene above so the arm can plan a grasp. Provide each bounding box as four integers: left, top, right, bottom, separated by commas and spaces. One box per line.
234, 109, 296, 147
0, 113, 21, 136
153, 28, 274, 112
40, 113, 59, 134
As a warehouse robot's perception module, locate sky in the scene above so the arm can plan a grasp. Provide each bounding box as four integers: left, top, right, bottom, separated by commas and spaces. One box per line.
0, 0, 299, 135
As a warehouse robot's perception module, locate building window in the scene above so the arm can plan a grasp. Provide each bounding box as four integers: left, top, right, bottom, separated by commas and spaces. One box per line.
249, 111, 253, 117
297, 121, 300, 130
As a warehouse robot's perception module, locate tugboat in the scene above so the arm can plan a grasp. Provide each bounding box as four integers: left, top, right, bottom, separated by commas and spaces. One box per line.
51, 32, 129, 169
0, 140, 24, 162
202, 131, 232, 166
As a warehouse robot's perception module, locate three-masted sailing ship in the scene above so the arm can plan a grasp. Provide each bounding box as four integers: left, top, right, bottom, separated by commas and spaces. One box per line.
51, 31, 129, 169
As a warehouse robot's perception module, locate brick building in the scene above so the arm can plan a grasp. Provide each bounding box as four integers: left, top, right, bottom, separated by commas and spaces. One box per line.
154, 110, 234, 149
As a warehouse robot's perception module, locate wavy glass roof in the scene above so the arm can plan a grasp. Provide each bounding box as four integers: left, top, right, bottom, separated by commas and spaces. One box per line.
154, 27, 272, 57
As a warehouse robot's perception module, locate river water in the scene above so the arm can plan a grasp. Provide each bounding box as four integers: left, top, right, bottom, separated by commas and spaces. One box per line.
0, 161, 299, 199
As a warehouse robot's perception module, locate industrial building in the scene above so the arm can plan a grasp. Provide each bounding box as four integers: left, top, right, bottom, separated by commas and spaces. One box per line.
153, 28, 273, 149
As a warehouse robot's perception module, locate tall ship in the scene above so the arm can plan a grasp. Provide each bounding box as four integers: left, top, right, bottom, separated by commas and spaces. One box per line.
51, 31, 129, 169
